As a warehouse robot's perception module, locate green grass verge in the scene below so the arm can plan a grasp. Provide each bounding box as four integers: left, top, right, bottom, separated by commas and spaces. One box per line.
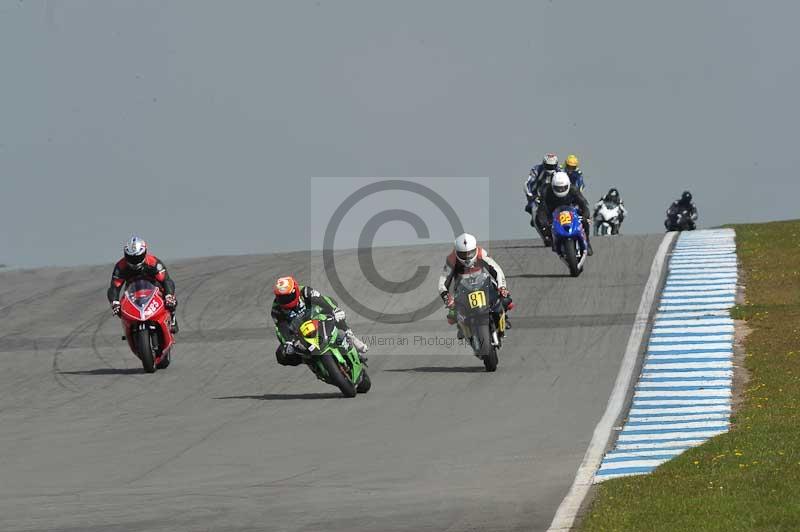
579, 220, 800, 532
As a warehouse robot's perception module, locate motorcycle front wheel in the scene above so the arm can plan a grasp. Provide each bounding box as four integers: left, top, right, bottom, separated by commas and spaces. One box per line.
476, 322, 498, 372
320, 353, 357, 397
134, 328, 156, 373
563, 239, 581, 277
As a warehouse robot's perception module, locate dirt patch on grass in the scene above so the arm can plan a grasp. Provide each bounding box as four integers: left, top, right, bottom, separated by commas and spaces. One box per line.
731, 276, 751, 416
731, 319, 751, 416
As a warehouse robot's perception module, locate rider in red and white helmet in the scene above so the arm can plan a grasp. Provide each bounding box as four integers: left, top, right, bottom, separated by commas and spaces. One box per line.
107, 235, 179, 332
438, 233, 513, 336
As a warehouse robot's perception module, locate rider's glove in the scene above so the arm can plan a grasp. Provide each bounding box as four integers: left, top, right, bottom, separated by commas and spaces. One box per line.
281, 342, 295, 356
333, 307, 346, 322
499, 287, 509, 298
165, 294, 177, 310
444, 294, 455, 309
111, 300, 121, 316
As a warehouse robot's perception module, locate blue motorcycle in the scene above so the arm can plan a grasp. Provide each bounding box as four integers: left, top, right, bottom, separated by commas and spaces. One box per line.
551, 206, 588, 277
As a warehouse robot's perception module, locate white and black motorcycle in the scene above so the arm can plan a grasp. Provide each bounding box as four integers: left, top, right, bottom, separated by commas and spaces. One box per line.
594, 201, 624, 236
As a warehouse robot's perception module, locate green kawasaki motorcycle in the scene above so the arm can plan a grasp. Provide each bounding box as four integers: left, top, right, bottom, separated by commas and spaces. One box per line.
289, 305, 371, 398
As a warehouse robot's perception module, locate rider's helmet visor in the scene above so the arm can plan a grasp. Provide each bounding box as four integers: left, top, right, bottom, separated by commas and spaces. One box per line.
276, 289, 299, 308
456, 249, 477, 263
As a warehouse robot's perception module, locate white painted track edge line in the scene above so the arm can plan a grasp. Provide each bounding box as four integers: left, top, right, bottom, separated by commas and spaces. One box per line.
546, 231, 676, 532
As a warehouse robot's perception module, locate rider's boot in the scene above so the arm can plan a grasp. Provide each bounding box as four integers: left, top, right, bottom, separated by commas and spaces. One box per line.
345, 330, 368, 362
457, 326, 465, 340
170, 313, 179, 334
543, 228, 553, 248
447, 309, 464, 339
582, 220, 594, 256
501, 299, 514, 331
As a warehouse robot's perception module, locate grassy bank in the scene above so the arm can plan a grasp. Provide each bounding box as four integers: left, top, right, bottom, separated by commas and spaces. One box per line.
580, 220, 800, 531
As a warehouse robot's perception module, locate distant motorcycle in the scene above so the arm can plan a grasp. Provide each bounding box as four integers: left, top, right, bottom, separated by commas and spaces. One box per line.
452, 269, 508, 372
551, 206, 589, 277
665, 208, 696, 232
119, 279, 175, 373
289, 306, 371, 397
594, 201, 623, 236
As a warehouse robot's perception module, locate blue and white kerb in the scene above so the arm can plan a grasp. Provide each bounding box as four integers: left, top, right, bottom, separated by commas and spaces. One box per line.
595, 229, 737, 482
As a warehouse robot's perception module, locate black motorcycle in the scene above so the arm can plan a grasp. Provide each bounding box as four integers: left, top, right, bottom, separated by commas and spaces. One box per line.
453, 270, 508, 372
665, 208, 696, 232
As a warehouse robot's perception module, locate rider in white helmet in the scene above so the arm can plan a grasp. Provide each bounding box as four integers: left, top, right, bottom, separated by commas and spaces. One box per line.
524, 152, 560, 216
107, 235, 179, 332
535, 171, 594, 255
438, 233, 513, 337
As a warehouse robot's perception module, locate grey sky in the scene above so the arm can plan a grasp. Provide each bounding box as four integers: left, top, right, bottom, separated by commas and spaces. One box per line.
2, 0, 799, 268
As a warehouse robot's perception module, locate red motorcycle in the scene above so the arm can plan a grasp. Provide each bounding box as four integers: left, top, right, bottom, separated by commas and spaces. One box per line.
119, 279, 175, 373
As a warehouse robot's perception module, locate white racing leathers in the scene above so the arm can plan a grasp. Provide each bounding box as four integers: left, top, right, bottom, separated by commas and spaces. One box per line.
438, 247, 507, 299
593, 200, 627, 236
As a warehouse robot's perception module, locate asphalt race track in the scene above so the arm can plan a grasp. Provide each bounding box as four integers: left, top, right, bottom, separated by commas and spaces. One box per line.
0, 235, 664, 532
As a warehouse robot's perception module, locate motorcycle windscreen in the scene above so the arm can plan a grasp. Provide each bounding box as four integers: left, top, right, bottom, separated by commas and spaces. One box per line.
299, 319, 321, 350
454, 270, 495, 311
455, 269, 491, 293
124, 279, 158, 313
598, 202, 619, 221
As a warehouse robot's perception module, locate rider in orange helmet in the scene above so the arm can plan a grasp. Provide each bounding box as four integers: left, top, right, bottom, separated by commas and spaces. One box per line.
271, 276, 368, 366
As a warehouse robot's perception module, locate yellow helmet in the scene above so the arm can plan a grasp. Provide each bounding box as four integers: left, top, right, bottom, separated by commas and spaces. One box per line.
565, 154, 579, 169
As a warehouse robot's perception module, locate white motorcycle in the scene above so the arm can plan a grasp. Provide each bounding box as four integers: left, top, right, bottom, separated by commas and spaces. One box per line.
594, 201, 624, 236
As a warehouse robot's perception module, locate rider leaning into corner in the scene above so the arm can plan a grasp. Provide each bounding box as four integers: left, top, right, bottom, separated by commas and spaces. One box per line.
438, 233, 514, 339
271, 276, 369, 366
665, 190, 699, 230
594, 187, 628, 234
107, 235, 179, 332
536, 171, 594, 255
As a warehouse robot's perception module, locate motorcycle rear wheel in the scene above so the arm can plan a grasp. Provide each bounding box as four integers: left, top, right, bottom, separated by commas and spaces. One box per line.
134, 328, 156, 373
156, 349, 171, 369
356, 370, 372, 393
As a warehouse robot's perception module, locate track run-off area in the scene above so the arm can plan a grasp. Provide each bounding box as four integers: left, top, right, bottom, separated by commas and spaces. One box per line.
1, 235, 666, 532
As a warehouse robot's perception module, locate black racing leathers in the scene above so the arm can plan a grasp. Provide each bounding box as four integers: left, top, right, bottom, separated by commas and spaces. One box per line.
271, 286, 349, 366
106, 255, 176, 304
535, 184, 592, 243
665, 200, 698, 230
